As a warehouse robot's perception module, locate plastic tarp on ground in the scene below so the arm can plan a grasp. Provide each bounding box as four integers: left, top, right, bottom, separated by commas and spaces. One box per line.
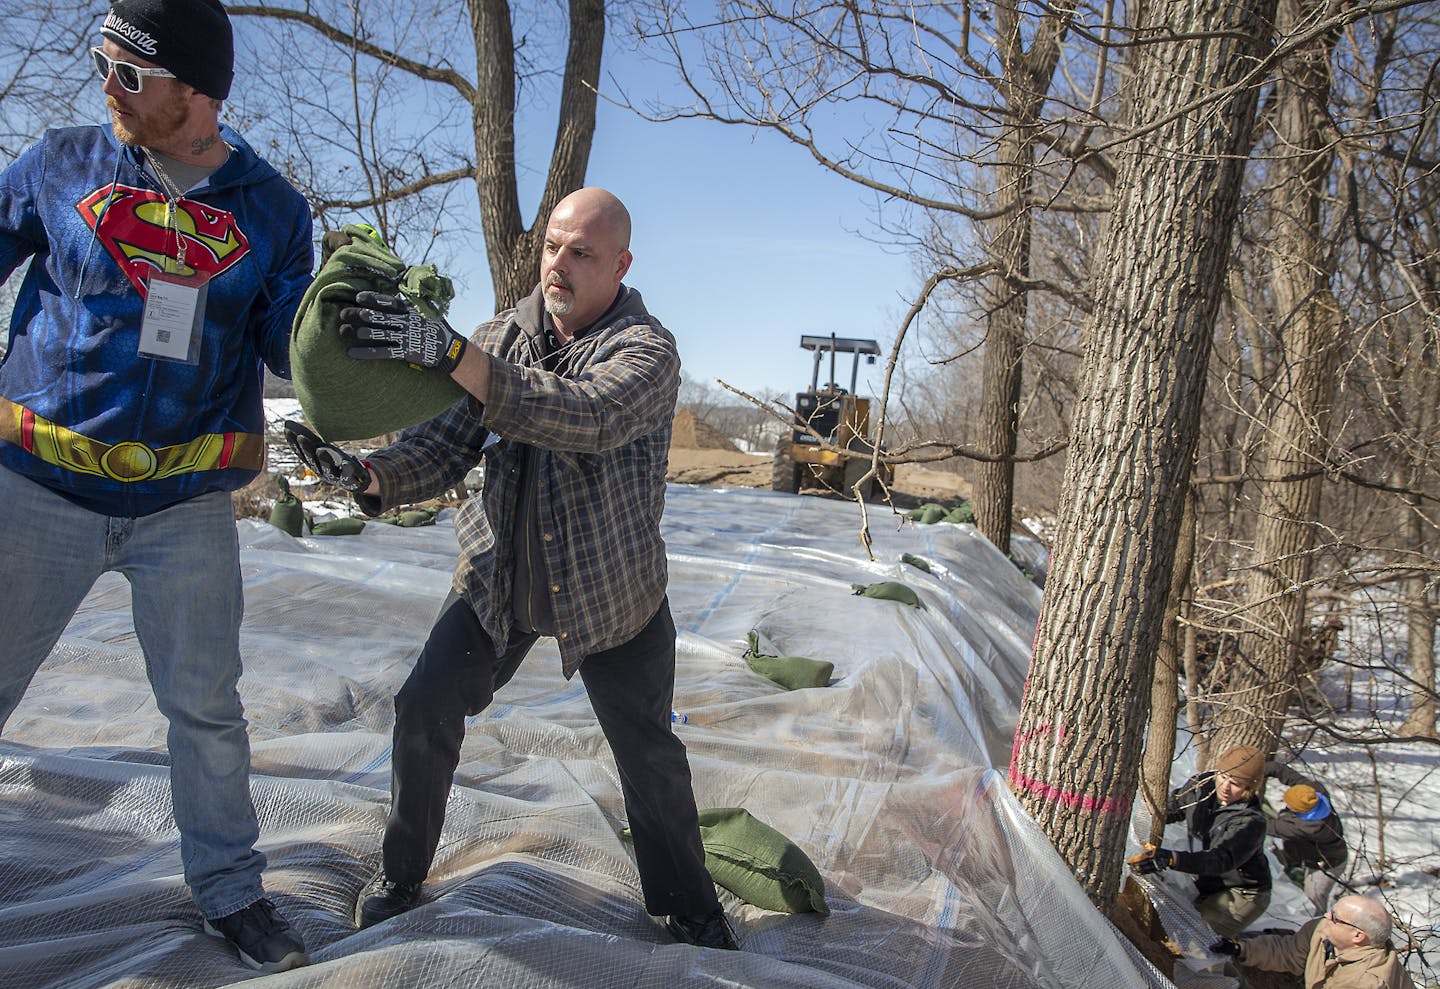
0, 484, 1170, 988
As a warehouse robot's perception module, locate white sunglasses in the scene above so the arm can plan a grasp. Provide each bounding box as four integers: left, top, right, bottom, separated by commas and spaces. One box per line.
92, 47, 176, 93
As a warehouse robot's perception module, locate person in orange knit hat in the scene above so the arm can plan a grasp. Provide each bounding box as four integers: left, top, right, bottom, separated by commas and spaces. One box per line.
1266, 758, 1349, 913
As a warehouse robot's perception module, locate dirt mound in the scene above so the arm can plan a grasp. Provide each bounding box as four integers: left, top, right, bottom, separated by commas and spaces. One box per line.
672, 408, 739, 451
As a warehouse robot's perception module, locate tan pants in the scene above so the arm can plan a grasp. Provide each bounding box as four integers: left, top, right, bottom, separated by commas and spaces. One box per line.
1196, 887, 1271, 938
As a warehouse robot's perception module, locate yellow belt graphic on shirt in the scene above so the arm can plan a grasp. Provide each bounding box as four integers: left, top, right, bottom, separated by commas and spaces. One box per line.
0, 396, 263, 482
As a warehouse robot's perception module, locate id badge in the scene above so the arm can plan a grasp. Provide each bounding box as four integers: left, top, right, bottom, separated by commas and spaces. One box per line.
139, 271, 208, 364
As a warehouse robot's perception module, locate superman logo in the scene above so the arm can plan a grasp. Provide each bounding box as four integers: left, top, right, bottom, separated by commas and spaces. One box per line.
76, 183, 251, 298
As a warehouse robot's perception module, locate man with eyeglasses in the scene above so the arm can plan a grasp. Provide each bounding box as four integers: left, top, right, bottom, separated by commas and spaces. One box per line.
0, 0, 312, 974
1209, 894, 1416, 987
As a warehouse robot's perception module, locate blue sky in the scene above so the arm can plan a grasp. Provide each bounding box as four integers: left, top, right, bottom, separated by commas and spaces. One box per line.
446, 90, 921, 402
1, 14, 922, 404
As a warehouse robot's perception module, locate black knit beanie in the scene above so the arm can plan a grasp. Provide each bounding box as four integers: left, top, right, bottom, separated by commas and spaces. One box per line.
101, 0, 234, 100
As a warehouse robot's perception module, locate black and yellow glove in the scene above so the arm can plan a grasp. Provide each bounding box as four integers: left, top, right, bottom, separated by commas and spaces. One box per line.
283, 420, 371, 493
340, 290, 468, 374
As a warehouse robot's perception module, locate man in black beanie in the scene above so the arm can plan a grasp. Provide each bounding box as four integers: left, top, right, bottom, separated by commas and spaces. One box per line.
102, 0, 235, 101
0, 0, 313, 974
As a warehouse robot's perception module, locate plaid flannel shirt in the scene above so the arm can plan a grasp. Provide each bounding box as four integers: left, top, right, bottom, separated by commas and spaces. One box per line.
363, 284, 679, 677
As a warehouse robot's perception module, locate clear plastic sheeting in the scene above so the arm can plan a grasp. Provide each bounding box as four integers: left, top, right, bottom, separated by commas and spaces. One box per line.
0, 484, 1170, 988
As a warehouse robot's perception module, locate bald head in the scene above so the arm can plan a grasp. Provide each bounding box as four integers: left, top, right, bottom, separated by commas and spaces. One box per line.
551, 187, 631, 251
1332, 895, 1392, 944
540, 187, 634, 337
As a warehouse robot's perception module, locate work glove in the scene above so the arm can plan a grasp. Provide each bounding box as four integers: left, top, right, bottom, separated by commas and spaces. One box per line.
283, 420, 371, 493
1127, 843, 1175, 875
339, 290, 468, 374
1208, 938, 1242, 958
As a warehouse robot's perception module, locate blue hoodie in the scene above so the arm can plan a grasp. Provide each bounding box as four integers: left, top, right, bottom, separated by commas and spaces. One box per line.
0, 124, 313, 516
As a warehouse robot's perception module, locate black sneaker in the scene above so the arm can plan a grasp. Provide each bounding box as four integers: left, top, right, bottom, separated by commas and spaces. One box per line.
203, 898, 308, 973
665, 908, 740, 950
355, 872, 423, 928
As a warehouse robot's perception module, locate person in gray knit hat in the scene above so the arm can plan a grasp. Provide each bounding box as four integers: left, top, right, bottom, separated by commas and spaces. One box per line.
0, 0, 312, 973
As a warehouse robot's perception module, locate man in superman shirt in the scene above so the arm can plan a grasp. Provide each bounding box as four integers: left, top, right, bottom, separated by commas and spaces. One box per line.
0, 0, 311, 973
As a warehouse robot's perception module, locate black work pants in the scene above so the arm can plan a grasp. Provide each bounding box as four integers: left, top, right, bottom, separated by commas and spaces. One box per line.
381, 592, 720, 917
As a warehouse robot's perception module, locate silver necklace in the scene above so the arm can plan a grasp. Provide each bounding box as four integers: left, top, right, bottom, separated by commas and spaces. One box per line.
140, 147, 189, 272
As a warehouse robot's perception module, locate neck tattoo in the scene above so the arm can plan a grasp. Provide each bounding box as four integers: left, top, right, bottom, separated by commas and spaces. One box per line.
190, 132, 221, 159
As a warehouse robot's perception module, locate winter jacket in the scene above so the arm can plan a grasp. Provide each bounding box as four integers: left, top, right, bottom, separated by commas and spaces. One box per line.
361, 283, 679, 675
1267, 761, 1349, 868
1240, 917, 1416, 988
0, 125, 313, 516
1166, 772, 1272, 894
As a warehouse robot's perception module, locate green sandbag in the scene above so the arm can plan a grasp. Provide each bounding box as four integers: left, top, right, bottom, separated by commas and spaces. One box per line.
908, 503, 947, 524
697, 808, 830, 914
943, 502, 975, 524
620, 808, 829, 915
268, 475, 304, 536
900, 553, 932, 573
851, 581, 922, 608
290, 223, 464, 441
310, 516, 366, 536
371, 507, 439, 527
743, 631, 833, 690
745, 654, 835, 691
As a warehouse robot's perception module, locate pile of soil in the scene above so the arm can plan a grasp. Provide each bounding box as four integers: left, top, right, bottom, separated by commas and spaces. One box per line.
671, 408, 740, 451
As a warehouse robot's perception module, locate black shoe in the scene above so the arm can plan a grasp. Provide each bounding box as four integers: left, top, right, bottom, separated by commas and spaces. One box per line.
203, 898, 308, 973
665, 908, 739, 950
356, 872, 423, 928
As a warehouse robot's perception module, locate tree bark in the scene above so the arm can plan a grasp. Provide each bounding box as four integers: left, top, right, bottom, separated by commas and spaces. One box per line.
972, 3, 1076, 555
1009, 0, 1276, 910
470, 0, 604, 308
1399, 518, 1438, 738
1144, 487, 1196, 845
1210, 0, 1347, 758
1399, 335, 1439, 737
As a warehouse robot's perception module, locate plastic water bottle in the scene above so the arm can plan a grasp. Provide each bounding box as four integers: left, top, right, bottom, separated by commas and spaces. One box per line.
671, 711, 688, 724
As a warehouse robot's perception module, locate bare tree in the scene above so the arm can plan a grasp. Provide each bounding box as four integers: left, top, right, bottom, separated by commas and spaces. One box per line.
1142, 487, 1196, 845
1183, 2, 1440, 757
1209, 0, 1353, 758
0, 1, 93, 158
1009, 0, 1279, 910
229, 0, 605, 306
969, 2, 1079, 556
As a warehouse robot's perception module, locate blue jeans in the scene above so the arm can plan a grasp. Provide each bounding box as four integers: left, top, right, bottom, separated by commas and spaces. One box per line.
0, 467, 267, 919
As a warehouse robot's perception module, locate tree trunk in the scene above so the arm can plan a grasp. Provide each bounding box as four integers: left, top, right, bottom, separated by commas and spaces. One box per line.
470, 0, 603, 308
1210, 0, 1347, 758
1399, 541, 1437, 738
972, 2, 1076, 556
1184, 596, 1207, 771
1400, 337, 1439, 737
1009, 0, 1276, 911
1144, 488, 1196, 845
